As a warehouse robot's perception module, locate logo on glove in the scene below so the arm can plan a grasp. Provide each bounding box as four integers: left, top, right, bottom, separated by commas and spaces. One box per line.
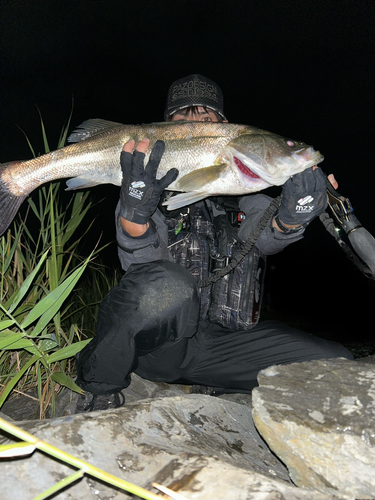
296, 195, 314, 213
131, 181, 146, 189
129, 180, 146, 200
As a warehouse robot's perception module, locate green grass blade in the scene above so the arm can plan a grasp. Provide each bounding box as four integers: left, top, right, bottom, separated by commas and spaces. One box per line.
37, 106, 50, 153
0, 320, 16, 331
21, 260, 89, 332
0, 355, 41, 408
39, 338, 58, 352
26, 196, 42, 220
2, 228, 22, 276
46, 339, 92, 363
48, 184, 59, 292
0, 331, 35, 350
33, 470, 84, 500
7, 250, 49, 314
61, 193, 92, 247
57, 98, 74, 149
51, 372, 84, 393
16, 124, 36, 157
37, 360, 42, 404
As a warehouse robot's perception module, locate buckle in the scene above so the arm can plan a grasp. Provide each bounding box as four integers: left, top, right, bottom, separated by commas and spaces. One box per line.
326, 180, 362, 234
210, 253, 230, 272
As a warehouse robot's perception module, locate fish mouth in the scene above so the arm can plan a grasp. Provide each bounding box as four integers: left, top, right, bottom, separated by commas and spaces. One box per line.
233, 157, 261, 180
293, 147, 324, 165
233, 155, 272, 189
233, 144, 324, 188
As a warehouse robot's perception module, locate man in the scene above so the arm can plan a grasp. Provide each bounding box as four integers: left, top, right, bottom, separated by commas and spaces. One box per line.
76, 74, 352, 412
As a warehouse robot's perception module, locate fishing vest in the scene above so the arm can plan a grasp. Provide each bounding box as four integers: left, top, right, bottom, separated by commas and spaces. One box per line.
164, 199, 266, 330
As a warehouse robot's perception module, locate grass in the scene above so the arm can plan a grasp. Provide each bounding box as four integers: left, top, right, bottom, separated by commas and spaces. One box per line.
0, 110, 117, 418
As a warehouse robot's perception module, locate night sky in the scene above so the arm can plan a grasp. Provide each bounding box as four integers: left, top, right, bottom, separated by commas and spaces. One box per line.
1, 0, 375, 344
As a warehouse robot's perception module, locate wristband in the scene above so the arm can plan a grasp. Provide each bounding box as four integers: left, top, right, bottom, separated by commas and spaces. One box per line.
274, 213, 306, 234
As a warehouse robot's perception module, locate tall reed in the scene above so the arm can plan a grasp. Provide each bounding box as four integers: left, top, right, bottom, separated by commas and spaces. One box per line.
0, 110, 113, 418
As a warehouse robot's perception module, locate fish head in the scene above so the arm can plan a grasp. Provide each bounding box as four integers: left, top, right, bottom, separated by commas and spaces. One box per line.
227, 132, 324, 189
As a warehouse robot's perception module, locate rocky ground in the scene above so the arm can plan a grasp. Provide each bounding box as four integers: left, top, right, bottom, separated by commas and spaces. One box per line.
1, 351, 374, 422
1, 356, 374, 499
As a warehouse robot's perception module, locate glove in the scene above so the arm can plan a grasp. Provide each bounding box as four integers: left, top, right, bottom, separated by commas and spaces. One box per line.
119, 140, 178, 225
278, 167, 328, 226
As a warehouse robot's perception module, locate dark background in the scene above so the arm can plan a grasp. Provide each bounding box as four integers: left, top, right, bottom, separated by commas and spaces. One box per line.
1, 0, 374, 345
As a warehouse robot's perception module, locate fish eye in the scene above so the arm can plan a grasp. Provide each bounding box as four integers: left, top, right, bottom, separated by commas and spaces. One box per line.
285, 139, 295, 147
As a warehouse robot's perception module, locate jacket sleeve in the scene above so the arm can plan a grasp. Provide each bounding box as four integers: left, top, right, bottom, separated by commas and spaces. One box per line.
115, 202, 171, 271
238, 194, 306, 256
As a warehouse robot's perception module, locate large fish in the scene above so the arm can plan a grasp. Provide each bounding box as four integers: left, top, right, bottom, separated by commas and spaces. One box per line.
0, 119, 324, 235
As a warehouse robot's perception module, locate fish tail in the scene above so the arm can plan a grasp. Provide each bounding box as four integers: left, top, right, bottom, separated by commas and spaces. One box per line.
0, 162, 27, 236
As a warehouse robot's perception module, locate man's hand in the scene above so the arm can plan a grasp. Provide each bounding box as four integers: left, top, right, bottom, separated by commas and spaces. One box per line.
119, 138, 178, 233
276, 166, 329, 231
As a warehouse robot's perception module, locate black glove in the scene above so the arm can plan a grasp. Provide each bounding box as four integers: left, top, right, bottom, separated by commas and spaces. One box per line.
119, 140, 178, 225
278, 167, 328, 226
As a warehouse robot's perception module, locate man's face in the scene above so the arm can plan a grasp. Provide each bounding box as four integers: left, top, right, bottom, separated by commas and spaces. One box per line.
170, 106, 225, 123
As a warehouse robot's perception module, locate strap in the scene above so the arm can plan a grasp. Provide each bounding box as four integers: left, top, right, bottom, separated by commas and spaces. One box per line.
198, 196, 281, 287
274, 212, 307, 233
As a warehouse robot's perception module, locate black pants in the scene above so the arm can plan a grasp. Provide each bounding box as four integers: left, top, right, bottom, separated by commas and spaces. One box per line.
76, 260, 353, 395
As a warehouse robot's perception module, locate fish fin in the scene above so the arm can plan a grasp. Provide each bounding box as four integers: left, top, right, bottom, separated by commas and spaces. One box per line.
0, 162, 27, 235
68, 119, 125, 143
176, 163, 227, 191
65, 176, 103, 191
162, 191, 210, 210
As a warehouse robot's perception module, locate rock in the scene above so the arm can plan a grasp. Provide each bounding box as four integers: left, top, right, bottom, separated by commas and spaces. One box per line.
121, 373, 191, 402
2, 355, 373, 421
0, 374, 191, 421
356, 354, 375, 365
0, 411, 14, 422
0, 391, 41, 420
0, 373, 253, 421
0, 395, 336, 500
252, 358, 375, 500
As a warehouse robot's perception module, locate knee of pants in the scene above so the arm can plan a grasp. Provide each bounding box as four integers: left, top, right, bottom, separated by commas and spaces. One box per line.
124, 260, 200, 350
126, 260, 198, 313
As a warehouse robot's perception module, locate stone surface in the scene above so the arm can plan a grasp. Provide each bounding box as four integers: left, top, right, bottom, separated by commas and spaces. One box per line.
0, 394, 338, 500
252, 358, 375, 500
1, 391, 41, 421
0, 373, 254, 422
356, 354, 375, 365
0, 374, 191, 421
2, 359, 375, 499
0, 411, 14, 422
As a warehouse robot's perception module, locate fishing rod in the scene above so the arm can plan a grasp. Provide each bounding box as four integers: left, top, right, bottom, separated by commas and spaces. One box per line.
320, 179, 375, 280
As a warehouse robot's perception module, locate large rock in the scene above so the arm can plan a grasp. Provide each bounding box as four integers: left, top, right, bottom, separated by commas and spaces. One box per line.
0, 373, 192, 421
252, 358, 375, 500
0, 394, 337, 500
